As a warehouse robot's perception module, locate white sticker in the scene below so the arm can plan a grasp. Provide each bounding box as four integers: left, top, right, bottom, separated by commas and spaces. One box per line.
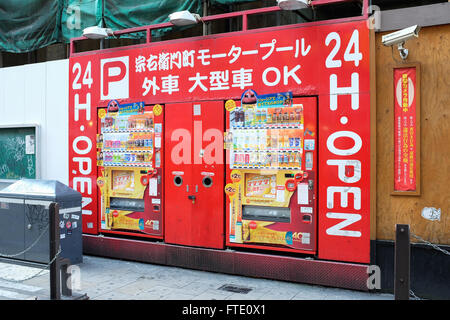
297, 183, 309, 205
201, 172, 215, 176
155, 137, 161, 148
87, 222, 93, 229
276, 188, 285, 203
72, 221, 78, 229
60, 207, 81, 214
151, 198, 161, 204
155, 123, 162, 133
153, 220, 159, 230
304, 139, 315, 151
300, 207, 313, 213
71, 214, 80, 220
193, 104, 201, 116
301, 233, 310, 244
25, 135, 35, 155
60, 234, 66, 239
421, 207, 441, 221
149, 178, 158, 197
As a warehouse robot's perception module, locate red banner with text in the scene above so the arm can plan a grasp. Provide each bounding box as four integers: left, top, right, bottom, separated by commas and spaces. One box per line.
394, 67, 416, 191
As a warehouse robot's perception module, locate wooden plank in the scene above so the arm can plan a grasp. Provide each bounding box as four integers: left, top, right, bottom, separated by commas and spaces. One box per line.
375, 25, 450, 244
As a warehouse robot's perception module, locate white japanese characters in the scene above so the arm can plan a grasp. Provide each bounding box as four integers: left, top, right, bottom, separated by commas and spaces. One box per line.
135, 38, 311, 96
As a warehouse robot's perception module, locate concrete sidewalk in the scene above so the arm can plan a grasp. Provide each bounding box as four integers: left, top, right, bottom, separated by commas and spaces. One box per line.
0, 255, 393, 300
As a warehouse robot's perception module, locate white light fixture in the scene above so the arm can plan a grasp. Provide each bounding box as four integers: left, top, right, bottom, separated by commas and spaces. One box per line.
277, 0, 310, 10
82, 26, 114, 39
169, 10, 201, 26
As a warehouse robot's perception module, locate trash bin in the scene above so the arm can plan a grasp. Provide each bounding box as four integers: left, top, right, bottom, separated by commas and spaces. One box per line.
0, 179, 82, 264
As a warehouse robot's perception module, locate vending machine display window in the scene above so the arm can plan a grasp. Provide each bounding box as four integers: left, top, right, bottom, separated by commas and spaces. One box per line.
225, 91, 317, 254
96, 101, 164, 238
245, 174, 276, 199
112, 170, 135, 192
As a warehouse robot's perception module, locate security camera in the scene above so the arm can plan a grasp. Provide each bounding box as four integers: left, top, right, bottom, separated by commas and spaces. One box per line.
382, 25, 420, 46
382, 25, 420, 60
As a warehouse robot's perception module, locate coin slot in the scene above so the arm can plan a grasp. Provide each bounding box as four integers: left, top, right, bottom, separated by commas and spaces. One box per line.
202, 176, 213, 188
174, 175, 183, 187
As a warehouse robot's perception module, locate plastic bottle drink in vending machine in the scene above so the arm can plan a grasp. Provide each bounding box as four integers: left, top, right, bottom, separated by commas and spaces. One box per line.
267, 109, 272, 124
251, 107, 257, 126
234, 130, 241, 150
272, 109, 278, 124
244, 133, 250, 150
255, 130, 261, 150
266, 129, 271, 149
248, 130, 255, 149
244, 108, 250, 127
278, 153, 284, 167
271, 131, 278, 150
261, 108, 267, 124
236, 109, 242, 127
283, 110, 289, 123
239, 130, 245, 150
255, 109, 261, 125
259, 129, 267, 151
277, 130, 284, 149
290, 109, 295, 123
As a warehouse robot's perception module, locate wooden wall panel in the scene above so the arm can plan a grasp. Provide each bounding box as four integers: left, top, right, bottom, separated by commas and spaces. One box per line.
375, 25, 450, 244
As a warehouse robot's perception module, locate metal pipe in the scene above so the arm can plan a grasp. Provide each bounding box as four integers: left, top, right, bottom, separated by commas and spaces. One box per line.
69, 0, 369, 55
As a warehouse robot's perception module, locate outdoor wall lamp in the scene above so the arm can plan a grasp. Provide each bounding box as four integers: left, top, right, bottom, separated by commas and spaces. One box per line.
277, 0, 311, 10
169, 10, 202, 26
82, 26, 114, 39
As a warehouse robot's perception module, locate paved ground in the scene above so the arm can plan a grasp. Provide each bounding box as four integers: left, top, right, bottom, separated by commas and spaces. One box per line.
0, 255, 393, 300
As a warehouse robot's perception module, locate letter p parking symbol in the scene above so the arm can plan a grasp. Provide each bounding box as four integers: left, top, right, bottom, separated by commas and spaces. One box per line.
101, 56, 129, 100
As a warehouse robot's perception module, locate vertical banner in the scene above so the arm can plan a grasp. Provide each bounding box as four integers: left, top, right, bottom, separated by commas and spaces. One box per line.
394, 67, 416, 191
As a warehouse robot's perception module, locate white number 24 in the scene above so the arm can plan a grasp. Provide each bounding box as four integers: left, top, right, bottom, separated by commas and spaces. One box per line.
72, 61, 93, 90
325, 29, 363, 68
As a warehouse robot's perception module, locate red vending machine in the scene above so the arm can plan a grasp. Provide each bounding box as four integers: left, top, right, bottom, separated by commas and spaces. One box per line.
96, 100, 164, 239
225, 90, 317, 254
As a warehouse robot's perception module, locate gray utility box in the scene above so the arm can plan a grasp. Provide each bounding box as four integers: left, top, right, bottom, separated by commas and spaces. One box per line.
0, 179, 82, 264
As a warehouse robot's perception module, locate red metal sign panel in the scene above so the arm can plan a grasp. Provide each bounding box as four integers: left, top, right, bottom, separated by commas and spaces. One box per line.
394, 67, 417, 192
69, 19, 371, 263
